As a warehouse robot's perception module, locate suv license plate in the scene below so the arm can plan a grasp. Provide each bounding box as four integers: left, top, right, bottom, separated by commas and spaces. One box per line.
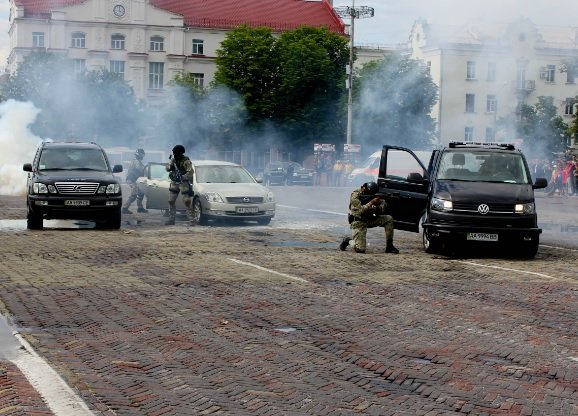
65, 200, 90, 206
467, 233, 498, 242
236, 206, 258, 214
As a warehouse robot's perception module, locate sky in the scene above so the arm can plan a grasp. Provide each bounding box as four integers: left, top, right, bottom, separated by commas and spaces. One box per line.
332, 0, 578, 46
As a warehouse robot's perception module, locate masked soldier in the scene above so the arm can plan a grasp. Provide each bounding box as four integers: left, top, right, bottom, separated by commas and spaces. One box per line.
165, 145, 195, 225
339, 181, 399, 254
122, 148, 148, 214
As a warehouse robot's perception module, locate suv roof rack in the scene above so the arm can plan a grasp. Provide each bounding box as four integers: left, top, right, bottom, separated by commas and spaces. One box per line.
448, 141, 516, 151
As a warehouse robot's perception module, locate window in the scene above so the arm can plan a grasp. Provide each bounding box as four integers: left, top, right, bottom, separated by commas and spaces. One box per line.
150, 36, 164, 51
566, 65, 576, 84
545, 65, 555, 83
486, 95, 497, 113
192, 73, 204, 87
149, 62, 164, 89
565, 98, 575, 115
73, 59, 86, 77
487, 62, 496, 81
110, 60, 125, 78
71, 32, 86, 48
192, 39, 204, 55
464, 127, 474, 141
466, 61, 476, 80
111, 34, 125, 50
485, 127, 495, 141
32, 32, 45, 47
465, 94, 475, 113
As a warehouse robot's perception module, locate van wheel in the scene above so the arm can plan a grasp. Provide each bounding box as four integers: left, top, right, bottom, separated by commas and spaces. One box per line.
423, 228, 442, 254
518, 238, 539, 259
27, 207, 43, 230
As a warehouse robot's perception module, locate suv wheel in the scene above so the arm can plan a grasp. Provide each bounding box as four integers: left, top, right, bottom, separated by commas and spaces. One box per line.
27, 206, 43, 230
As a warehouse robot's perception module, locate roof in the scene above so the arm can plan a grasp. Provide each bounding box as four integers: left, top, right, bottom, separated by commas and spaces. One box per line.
17, 0, 345, 34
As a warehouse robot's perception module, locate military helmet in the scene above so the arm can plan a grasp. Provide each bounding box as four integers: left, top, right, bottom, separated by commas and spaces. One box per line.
135, 148, 145, 159
172, 145, 185, 156
363, 181, 378, 195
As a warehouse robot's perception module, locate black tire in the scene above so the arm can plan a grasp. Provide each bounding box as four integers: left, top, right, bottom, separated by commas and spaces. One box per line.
27, 206, 43, 230
193, 197, 207, 225
257, 217, 271, 225
98, 208, 122, 229
422, 228, 442, 254
518, 237, 539, 259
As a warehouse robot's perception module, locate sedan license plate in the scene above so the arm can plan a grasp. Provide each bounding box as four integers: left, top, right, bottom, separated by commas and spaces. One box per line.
65, 200, 90, 206
467, 233, 498, 242
236, 206, 258, 214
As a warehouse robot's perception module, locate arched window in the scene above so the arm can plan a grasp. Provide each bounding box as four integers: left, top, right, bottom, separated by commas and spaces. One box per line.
71, 32, 86, 48
111, 34, 125, 50
150, 36, 164, 51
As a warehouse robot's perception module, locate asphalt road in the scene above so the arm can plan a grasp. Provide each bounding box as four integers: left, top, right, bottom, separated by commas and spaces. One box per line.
0, 190, 576, 415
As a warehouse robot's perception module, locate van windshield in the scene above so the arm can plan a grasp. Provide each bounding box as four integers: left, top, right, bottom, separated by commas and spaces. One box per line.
437, 151, 529, 183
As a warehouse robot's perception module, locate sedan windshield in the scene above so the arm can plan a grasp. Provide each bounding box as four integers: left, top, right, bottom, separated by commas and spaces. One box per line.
196, 165, 255, 183
437, 151, 529, 183
39, 148, 109, 171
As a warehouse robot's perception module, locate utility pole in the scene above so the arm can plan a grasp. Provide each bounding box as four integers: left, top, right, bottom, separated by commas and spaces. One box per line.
334, 1, 374, 145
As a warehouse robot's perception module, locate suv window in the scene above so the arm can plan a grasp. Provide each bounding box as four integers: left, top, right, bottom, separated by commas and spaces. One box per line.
39, 148, 110, 171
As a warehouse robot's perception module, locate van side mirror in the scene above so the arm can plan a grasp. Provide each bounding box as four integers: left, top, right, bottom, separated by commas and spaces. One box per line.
533, 177, 547, 190
407, 172, 425, 182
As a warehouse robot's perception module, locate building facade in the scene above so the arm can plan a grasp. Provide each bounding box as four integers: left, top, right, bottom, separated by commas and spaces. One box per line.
407, 18, 578, 146
7, 0, 345, 102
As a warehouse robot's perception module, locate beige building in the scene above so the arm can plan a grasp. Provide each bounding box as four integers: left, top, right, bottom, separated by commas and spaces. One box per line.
407, 18, 578, 145
7, 0, 345, 102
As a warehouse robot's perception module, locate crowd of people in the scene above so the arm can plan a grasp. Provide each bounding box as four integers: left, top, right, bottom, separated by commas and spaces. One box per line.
529, 149, 578, 197
314, 153, 356, 186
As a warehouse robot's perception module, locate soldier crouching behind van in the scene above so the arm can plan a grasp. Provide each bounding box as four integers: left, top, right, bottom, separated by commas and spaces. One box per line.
339, 181, 399, 254
165, 145, 195, 226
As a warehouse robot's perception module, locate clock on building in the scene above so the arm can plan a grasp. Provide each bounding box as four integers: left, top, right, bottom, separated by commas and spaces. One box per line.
113, 4, 125, 17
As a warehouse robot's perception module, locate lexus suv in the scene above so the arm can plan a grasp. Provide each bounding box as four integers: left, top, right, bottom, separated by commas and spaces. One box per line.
376, 142, 548, 258
23, 141, 124, 230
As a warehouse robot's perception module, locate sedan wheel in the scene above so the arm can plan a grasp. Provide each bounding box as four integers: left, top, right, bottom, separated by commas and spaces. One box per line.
193, 197, 207, 225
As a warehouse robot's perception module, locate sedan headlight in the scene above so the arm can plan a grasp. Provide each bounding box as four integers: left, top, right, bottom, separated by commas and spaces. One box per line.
205, 192, 225, 203
431, 197, 452, 212
266, 191, 275, 202
515, 202, 535, 214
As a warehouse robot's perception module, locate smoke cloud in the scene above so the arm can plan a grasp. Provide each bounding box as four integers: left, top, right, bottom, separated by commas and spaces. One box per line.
0, 100, 42, 195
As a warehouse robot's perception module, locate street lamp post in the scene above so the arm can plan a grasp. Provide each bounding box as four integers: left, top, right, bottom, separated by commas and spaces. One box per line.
334, 1, 374, 145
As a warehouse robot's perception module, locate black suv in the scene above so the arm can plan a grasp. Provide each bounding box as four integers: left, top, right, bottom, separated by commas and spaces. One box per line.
376, 142, 548, 258
23, 141, 124, 230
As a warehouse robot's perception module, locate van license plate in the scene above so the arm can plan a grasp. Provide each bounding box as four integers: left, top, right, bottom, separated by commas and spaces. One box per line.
65, 200, 90, 206
467, 233, 498, 242
236, 206, 258, 214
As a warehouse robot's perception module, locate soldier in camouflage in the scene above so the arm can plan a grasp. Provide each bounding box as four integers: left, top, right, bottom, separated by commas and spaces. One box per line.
122, 148, 148, 214
339, 181, 399, 254
165, 145, 195, 225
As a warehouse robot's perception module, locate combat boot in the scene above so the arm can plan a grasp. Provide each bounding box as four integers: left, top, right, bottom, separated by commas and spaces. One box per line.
385, 239, 399, 254
137, 207, 149, 213
354, 247, 366, 254
165, 218, 176, 225
122, 208, 132, 214
339, 236, 351, 251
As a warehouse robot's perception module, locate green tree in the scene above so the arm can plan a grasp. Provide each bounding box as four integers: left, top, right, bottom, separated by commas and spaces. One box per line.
518, 96, 568, 155
353, 53, 438, 151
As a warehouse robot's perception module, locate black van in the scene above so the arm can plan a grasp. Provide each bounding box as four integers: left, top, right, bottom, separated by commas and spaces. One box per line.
376, 142, 548, 258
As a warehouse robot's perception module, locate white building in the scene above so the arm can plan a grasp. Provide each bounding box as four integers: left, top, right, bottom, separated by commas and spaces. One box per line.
7, 0, 345, 101
407, 18, 578, 145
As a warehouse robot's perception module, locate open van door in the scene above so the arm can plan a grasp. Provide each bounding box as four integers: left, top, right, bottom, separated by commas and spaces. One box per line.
376, 146, 431, 232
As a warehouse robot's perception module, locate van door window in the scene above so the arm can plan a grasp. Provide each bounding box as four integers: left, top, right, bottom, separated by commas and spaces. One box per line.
385, 149, 427, 181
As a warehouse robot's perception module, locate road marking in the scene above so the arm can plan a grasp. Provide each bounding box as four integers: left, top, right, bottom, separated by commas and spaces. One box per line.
11, 331, 95, 415
229, 258, 309, 283
455, 260, 556, 279
540, 244, 578, 252
278, 204, 346, 216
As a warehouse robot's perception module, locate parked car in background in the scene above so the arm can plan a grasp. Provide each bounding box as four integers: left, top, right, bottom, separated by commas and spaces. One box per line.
285, 162, 314, 186
262, 162, 286, 186
137, 160, 275, 225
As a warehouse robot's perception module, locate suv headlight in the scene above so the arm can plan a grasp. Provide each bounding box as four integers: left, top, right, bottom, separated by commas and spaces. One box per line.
205, 192, 224, 203
431, 197, 452, 211
105, 184, 121, 194
33, 183, 57, 194
266, 191, 274, 202
515, 202, 535, 214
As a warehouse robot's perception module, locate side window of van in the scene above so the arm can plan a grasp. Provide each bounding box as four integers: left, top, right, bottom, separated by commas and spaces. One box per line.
385, 150, 427, 181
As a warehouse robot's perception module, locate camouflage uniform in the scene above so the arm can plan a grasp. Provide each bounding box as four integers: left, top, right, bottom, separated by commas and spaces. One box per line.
166, 155, 195, 224
347, 188, 395, 253
122, 153, 147, 213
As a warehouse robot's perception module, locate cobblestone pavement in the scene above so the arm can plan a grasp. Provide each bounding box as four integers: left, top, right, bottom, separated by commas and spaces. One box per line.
0, 195, 577, 415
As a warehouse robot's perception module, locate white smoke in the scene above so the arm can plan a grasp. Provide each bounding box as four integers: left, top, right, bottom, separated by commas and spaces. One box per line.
0, 100, 42, 196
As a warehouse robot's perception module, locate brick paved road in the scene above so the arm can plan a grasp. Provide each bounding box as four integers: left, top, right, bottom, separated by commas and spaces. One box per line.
0, 195, 577, 415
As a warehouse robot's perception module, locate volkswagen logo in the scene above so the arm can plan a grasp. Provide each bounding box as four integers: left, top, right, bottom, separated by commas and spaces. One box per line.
477, 204, 490, 215
243, 197, 250, 203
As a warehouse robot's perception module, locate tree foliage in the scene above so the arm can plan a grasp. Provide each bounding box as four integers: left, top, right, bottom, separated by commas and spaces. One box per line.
353, 53, 438, 151
518, 96, 568, 155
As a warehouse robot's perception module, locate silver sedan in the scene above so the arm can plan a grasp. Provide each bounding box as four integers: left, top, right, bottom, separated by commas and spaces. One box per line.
137, 160, 275, 225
